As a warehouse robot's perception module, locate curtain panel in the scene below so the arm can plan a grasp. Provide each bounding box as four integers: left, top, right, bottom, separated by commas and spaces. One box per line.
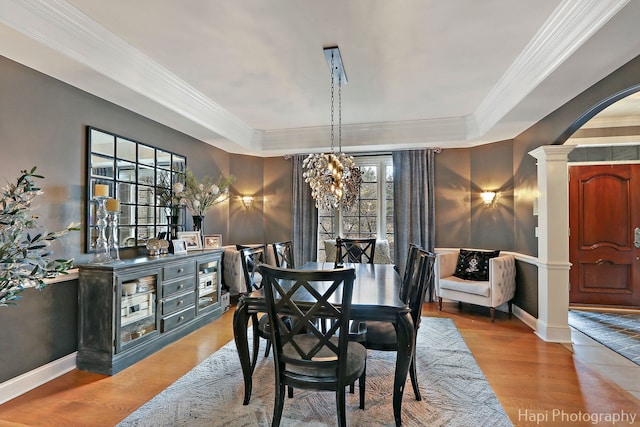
392, 150, 436, 297
291, 155, 318, 266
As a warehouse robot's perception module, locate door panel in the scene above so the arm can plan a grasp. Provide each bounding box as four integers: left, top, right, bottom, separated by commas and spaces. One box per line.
569, 164, 640, 306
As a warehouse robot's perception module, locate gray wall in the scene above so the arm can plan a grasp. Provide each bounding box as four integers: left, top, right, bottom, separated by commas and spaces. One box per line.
0, 55, 244, 381
0, 280, 78, 383
435, 140, 514, 251
3, 50, 640, 383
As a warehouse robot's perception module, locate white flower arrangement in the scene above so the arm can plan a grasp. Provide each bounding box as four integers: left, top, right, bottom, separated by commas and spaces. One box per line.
174, 168, 235, 216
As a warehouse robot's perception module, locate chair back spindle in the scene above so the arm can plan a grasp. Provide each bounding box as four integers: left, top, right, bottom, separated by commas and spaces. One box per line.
335, 237, 377, 266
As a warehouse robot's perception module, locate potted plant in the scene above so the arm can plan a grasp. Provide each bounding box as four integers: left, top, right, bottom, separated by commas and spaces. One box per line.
0, 167, 79, 306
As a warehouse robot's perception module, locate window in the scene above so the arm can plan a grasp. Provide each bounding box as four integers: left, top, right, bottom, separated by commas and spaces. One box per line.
318, 155, 394, 261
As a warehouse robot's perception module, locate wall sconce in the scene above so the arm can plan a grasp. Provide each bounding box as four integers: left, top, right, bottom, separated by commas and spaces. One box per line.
480, 191, 497, 206
241, 195, 254, 209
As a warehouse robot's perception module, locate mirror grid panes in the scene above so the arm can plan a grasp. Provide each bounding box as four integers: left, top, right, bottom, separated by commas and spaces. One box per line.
87, 127, 186, 252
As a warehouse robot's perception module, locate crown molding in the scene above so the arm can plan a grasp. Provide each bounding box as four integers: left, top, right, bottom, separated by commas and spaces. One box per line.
0, 0, 632, 157
0, 0, 257, 149
260, 116, 468, 155
472, 0, 630, 137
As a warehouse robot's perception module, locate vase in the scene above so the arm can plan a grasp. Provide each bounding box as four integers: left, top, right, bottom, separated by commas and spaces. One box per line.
192, 215, 205, 248
168, 215, 181, 240
192, 215, 204, 233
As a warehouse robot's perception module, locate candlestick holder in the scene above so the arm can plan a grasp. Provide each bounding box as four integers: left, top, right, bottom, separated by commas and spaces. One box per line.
91, 197, 112, 264
107, 211, 123, 264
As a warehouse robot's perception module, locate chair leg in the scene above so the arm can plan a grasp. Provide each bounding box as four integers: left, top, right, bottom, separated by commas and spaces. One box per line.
508, 300, 513, 319
409, 352, 421, 401
336, 387, 347, 427
264, 338, 271, 357
287, 386, 293, 398
349, 382, 354, 394
490, 307, 496, 322
359, 362, 366, 410
250, 315, 260, 372
273, 379, 285, 427
438, 297, 443, 311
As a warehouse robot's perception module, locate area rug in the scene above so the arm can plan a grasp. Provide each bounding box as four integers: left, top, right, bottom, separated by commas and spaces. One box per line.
117, 317, 512, 427
569, 310, 640, 366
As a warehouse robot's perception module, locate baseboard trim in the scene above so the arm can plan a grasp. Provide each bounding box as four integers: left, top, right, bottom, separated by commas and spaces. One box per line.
513, 304, 537, 332
0, 353, 77, 404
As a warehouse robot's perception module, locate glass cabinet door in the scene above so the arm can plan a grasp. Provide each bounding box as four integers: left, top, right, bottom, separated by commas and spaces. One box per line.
118, 274, 158, 350
197, 259, 219, 312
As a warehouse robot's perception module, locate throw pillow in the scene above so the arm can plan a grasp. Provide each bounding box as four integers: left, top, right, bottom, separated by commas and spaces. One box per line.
453, 249, 500, 281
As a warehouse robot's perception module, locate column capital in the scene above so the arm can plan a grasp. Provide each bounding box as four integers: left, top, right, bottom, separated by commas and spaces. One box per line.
528, 145, 575, 162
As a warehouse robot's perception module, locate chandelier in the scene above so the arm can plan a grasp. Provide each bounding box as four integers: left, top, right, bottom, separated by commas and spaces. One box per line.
303, 46, 362, 211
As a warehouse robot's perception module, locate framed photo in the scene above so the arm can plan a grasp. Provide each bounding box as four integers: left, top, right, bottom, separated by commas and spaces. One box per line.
204, 234, 222, 249
177, 231, 202, 250
172, 239, 187, 254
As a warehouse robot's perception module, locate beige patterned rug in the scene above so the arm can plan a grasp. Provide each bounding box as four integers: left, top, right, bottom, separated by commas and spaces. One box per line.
117, 317, 512, 426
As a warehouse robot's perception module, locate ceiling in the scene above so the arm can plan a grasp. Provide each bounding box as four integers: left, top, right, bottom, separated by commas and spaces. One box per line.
1, 0, 640, 157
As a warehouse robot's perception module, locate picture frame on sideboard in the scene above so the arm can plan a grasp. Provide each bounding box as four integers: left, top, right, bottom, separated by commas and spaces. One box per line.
204, 234, 222, 249
171, 239, 187, 254
176, 232, 202, 250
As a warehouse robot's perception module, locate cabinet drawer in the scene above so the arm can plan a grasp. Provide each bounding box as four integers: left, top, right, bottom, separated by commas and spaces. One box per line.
163, 261, 195, 281
161, 306, 195, 332
163, 276, 195, 297
162, 291, 195, 316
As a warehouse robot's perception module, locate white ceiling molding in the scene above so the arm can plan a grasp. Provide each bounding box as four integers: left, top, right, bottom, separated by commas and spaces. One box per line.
472, 0, 630, 138
261, 116, 468, 156
0, 0, 638, 156
0, 0, 257, 150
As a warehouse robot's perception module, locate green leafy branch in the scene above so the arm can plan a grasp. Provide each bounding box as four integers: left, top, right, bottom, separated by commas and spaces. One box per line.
0, 167, 79, 307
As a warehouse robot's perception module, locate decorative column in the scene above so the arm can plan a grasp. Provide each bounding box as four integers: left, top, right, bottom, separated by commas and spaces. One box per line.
528, 145, 574, 343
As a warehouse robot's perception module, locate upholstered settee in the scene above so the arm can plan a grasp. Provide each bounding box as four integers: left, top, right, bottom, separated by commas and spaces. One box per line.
435, 249, 516, 321
222, 244, 276, 296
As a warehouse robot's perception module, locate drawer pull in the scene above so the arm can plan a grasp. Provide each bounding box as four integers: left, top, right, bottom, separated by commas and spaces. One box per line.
178, 268, 184, 273
177, 300, 183, 305
178, 316, 184, 321
177, 284, 184, 289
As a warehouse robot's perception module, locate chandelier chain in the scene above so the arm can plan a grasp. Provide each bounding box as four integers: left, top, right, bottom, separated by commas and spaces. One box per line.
302, 46, 363, 211
330, 52, 335, 154
338, 75, 342, 152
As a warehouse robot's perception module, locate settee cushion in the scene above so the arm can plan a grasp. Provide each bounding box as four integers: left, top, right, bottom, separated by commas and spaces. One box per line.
453, 249, 500, 281
439, 276, 491, 297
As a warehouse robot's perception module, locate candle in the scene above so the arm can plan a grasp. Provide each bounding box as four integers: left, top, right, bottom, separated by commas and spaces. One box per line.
106, 198, 120, 212
94, 184, 109, 198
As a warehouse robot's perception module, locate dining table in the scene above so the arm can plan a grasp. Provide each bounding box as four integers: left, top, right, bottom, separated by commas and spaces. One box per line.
233, 261, 415, 427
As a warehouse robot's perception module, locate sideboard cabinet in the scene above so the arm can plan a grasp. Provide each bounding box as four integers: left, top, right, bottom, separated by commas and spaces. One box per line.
77, 250, 223, 375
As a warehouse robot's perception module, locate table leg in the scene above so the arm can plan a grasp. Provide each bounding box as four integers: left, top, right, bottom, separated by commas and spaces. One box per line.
233, 298, 253, 405
393, 312, 415, 427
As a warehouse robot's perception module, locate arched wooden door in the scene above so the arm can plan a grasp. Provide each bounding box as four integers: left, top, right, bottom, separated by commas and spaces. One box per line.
569, 164, 640, 306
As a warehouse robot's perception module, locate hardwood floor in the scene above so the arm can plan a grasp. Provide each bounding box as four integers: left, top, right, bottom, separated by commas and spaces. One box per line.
1, 302, 639, 426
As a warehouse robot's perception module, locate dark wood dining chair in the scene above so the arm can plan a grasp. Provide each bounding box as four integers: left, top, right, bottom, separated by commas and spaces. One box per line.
237, 244, 269, 292
272, 241, 295, 269
399, 243, 421, 303
259, 264, 367, 427
238, 245, 273, 363
335, 237, 376, 265
354, 248, 435, 401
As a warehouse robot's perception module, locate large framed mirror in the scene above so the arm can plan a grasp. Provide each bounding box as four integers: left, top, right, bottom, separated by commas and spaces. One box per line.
86, 126, 186, 252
